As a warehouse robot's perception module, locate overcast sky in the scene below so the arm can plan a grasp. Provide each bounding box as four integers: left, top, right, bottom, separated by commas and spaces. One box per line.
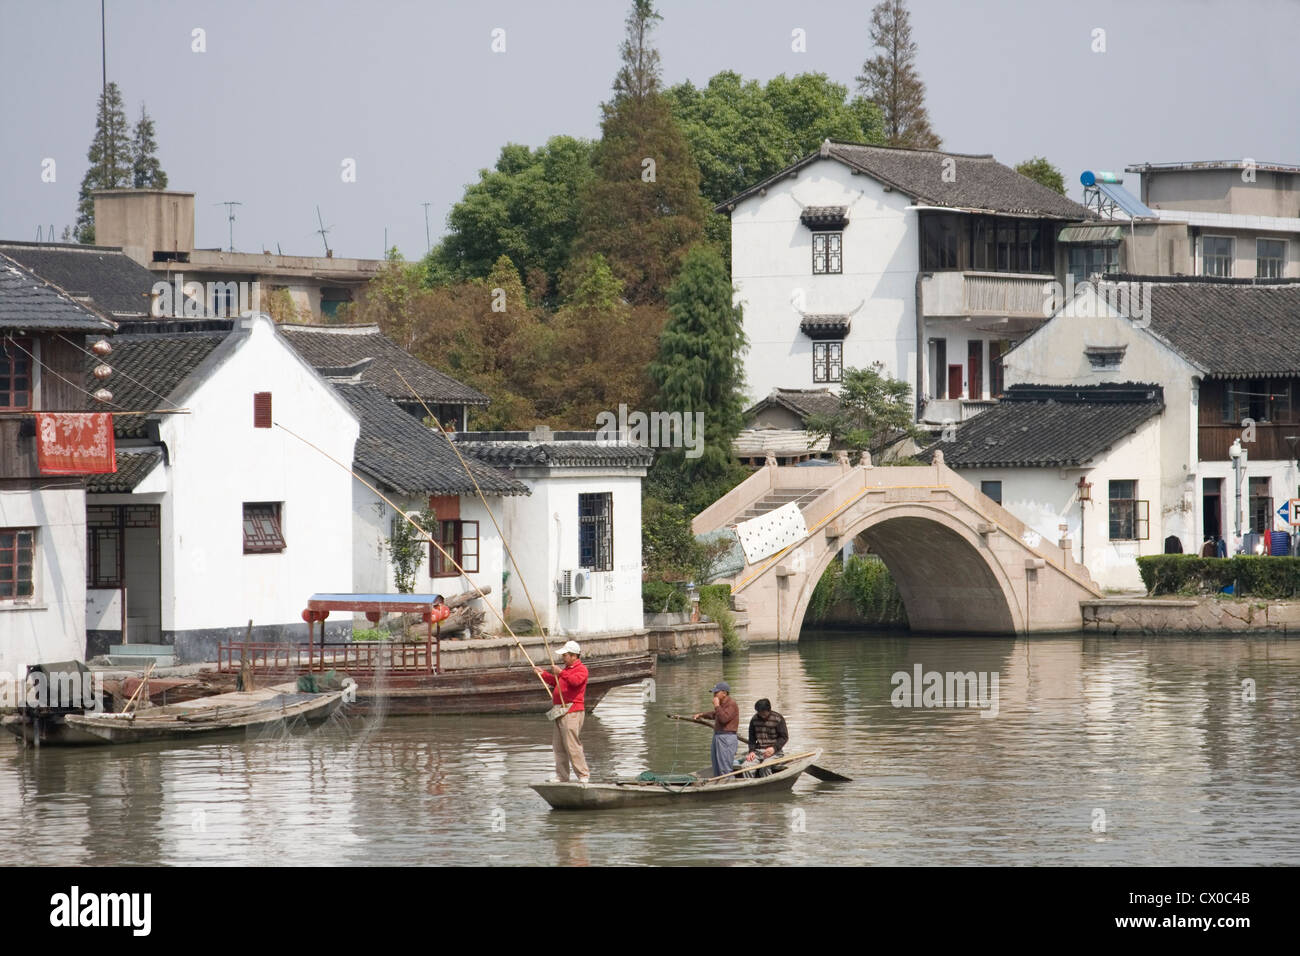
2, 0, 1298, 260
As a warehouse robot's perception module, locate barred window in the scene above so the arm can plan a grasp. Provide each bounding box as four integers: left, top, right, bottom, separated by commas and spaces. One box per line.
1258, 238, 1287, 279
812, 232, 842, 274
578, 493, 613, 572
1202, 236, 1234, 277
0, 528, 35, 599
243, 502, 286, 554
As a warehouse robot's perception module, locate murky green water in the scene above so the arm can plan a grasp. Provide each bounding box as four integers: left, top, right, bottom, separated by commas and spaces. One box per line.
3, 631, 1298, 865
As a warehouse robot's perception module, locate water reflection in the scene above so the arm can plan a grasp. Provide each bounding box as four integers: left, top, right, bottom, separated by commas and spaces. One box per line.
1, 631, 1297, 865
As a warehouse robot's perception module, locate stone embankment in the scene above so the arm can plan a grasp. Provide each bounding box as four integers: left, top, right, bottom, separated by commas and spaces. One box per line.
1082, 596, 1300, 633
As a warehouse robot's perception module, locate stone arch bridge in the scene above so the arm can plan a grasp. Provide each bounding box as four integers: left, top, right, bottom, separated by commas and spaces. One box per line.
692, 456, 1101, 641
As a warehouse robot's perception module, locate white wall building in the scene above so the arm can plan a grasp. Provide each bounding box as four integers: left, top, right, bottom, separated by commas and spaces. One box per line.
720, 140, 1090, 422
929, 276, 1300, 588
85, 314, 359, 662
456, 430, 653, 636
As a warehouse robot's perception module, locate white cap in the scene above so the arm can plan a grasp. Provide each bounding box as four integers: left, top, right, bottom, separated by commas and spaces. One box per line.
559, 640, 581, 655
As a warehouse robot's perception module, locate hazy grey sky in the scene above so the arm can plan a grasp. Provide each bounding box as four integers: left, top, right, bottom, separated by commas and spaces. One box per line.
2, 0, 1298, 260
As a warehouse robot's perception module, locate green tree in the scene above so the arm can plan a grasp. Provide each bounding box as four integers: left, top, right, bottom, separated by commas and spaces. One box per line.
855, 0, 941, 149
573, 0, 708, 304
424, 136, 594, 302
804, 365, 923, 458
131, 104, 168, 189
648, 244, 748, 505
75, 81, 132, 243
762, 73, 886, 169
1015, 156, 1066, 195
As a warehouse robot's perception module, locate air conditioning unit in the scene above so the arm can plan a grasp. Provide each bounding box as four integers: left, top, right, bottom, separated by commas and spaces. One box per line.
557, 568, 593, 601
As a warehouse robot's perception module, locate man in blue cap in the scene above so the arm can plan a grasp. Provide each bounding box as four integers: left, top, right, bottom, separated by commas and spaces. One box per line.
693, 681, 739, 778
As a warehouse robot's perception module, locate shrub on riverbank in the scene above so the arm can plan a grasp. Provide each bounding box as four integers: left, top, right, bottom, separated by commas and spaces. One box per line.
698, 584, 742, 654
807, 554, 907, 626
1138, 554, 1300, 598
643, 580, 690, 614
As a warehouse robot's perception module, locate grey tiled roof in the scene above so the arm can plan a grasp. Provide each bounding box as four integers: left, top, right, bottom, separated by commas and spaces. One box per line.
1103, 277, 1300, 378
454, 438, 656, 468
89, 330, 227, 436
801, 206, 849, 228
280, 325, 489, 405
721, 141, 1091, 220
87, 450, 162, 492
799, 315, 850, 339
335, 384, 528, 496
744, 388, 842, 424
920, 384, 1164, 468
0, 242, 156, 317
0, 254, 117, 332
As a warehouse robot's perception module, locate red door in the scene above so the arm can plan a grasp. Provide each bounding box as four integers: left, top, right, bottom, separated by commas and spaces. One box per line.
968, 341, 983, 399
948, 365, 964, 400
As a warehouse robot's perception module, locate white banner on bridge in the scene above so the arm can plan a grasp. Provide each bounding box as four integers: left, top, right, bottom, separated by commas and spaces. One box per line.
735, 501, 808, 565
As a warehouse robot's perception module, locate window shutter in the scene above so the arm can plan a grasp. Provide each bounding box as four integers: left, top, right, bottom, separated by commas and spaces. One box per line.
428, 495, 460, 521
254, 392, 272, 428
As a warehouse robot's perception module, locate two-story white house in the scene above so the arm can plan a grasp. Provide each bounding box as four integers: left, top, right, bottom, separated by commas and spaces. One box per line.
719, 140, 1091, 425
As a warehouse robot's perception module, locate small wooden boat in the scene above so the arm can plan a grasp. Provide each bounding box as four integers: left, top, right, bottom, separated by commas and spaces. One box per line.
530, 749, 823, 810
3, 681, 345, 747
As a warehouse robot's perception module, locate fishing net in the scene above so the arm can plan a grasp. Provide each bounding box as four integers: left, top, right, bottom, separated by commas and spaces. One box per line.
635, 771, 698, 784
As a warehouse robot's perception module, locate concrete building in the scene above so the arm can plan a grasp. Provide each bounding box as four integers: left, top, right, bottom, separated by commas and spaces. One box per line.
92, 189, 387, 319
718, 140, 1091, 425
0, 254, 116, 686
1066, 161, 1300, 286
927, 276, 1300, 588
455, 430, 653, 637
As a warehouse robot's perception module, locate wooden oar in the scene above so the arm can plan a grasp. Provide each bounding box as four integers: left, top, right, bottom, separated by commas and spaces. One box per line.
666, 713, 852, 782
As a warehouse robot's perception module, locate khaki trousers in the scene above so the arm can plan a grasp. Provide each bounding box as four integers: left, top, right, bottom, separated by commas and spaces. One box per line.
552, 710, 589, 780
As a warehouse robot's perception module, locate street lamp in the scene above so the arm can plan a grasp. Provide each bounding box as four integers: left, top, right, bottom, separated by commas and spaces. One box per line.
1076, 476, 1093, 567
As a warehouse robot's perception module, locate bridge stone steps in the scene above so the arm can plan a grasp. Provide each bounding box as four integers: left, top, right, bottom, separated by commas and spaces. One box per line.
734, 489, 823, 521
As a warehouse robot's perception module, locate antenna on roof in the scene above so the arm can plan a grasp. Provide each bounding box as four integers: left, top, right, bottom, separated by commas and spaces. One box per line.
421, 202, 432, 254
217, 201, 242, 252
315, 206, 333, 257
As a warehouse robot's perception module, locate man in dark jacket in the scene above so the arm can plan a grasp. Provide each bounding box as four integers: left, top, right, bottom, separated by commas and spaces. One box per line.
693, 681, 739, 778
743, 698, 789, 775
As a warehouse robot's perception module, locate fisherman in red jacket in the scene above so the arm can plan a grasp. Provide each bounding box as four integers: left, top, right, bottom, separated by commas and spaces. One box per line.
536, 640, 590, 783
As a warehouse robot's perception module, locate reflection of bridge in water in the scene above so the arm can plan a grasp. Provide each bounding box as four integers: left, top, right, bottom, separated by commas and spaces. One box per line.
694, 456, 1103, 641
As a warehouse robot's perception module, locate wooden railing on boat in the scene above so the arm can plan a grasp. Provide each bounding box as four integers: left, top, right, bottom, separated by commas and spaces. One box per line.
216, 639, 438, 675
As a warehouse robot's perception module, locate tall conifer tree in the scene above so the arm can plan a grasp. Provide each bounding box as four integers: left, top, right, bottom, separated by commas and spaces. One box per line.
131, 104, 168, 189
75, 81, 132, 243
855, 0, 941, 149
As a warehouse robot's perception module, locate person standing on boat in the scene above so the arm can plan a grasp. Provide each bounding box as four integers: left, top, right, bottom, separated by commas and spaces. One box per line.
693, 681, 739, 778
742, 698, 788, 776
536, 641, 590, 783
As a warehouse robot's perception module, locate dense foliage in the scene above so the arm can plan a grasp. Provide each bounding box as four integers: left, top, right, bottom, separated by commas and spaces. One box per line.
1015, 156, 1066, 195
804, 365, 923, 458
1137, 555, 1300, 598
807, 555, 908, 626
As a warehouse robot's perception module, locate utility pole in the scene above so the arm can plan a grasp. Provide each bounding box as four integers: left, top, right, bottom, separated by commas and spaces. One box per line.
421, 202, 432, 254
219, 201, 241, 253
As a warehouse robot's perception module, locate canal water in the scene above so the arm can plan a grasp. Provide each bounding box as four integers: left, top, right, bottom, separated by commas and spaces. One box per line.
2, 630, 1297, 866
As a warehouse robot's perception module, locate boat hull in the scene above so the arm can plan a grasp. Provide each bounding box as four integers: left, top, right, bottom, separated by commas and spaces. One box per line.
530, 750, 823, 810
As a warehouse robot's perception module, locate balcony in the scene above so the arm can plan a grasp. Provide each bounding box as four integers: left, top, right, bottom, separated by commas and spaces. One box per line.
1199, 423, 1300, 462
922, 398, 998, 424
921, 271, 1054, 329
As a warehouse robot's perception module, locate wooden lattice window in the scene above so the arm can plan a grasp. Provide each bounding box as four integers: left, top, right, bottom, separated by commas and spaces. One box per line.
243, 502, 286, 553
1, 336, 33, 411
812, 233, 842, 275
0, 528, 35, 599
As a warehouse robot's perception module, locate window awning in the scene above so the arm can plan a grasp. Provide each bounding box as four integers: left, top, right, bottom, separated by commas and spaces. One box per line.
800, 315, 850, 339
801, 206, 849, 230
1058, 224, 1124, 244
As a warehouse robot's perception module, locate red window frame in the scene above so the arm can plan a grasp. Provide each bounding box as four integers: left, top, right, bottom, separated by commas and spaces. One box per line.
0, 528, 35, 600
1, 336, 34, 411
430, 519, 478, 577
243, 502, 286, 554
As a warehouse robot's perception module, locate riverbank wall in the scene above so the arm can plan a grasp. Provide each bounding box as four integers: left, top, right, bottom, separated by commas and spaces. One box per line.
1082, 596, 1300, 633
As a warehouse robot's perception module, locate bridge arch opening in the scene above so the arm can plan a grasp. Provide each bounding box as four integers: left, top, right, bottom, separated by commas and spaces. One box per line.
790, 507, 1023, 636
